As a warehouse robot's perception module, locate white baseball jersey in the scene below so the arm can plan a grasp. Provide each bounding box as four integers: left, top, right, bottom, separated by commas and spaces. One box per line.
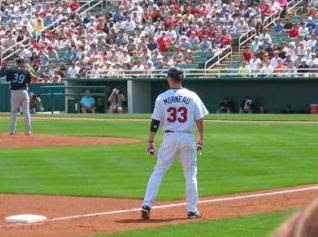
151, 88, 209, 132
143, 87, 209, 213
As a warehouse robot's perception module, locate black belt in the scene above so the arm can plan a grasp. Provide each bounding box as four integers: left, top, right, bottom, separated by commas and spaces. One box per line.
164, 130, 192, 133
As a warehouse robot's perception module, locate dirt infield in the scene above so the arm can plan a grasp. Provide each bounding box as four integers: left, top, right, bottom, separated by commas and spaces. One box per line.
1, 185, 318, 237
0, 134, 140, 149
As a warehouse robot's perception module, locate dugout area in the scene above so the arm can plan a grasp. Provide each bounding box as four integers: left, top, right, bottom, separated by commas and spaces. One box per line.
1, 77, 318, 113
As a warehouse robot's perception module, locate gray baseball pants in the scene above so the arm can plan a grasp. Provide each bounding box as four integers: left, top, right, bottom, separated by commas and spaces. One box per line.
10, 90, 31, 134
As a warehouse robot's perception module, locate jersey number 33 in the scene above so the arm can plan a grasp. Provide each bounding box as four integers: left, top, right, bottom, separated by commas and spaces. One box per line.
167, 107, 188, 123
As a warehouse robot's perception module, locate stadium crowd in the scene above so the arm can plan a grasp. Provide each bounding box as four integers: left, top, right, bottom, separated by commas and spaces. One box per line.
0, 0, 290, 82
0, 0, 80, 53
239, 5, 318, 77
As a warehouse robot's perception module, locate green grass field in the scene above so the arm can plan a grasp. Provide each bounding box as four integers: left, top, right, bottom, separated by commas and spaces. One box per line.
0, 114, 317, 236
97, 210, 294, 237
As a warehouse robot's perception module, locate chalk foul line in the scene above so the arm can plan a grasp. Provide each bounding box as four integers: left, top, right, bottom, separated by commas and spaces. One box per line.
51, 185, 318, 221
1, 184, 318, 229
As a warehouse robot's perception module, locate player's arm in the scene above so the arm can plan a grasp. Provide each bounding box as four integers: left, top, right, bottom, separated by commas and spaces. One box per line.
194, 95, 209, 150
148, 119, 160, 155
28, 69, 38, 79
27, 68, 38, 83
195, 119, 204, 150
147, 98, 162, 155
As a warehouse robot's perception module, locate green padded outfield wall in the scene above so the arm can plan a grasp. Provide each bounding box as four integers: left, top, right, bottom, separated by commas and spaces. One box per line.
0, 83, 65, 112
150, 78, 318, 113
0, 83, 10, 112
1, 78, 318, 113
30, 83, 65, 112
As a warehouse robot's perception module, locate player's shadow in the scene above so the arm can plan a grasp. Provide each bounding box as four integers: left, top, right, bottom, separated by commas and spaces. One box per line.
116, 218, 185, 224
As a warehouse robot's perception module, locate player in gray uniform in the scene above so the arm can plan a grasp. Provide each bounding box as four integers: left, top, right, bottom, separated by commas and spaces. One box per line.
0, 58, 34, 135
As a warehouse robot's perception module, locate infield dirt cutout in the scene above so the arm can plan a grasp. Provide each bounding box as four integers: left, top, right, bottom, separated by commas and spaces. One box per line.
0, 133, 140, 149
0, 185, 318, 237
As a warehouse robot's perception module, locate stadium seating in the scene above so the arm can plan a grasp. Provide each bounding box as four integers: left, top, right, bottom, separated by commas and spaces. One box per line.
0, 0, 293, 81
225, 12, 318, 78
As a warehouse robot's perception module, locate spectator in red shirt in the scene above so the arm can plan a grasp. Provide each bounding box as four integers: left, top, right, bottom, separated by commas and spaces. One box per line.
259, 1, 274, 16
70, 0, 80, 11
149, 8, 159, 21
172, 3, 181, 13
157, 32, 172, 52
190, 5, 201, 16
220, 30, 232, 47
200, 5, 209, 16
243, 48, 253, 63
289, 25, 299, 38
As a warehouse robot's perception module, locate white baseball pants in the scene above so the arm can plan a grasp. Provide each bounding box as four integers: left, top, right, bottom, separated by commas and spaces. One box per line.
10, 90, 31, 134
143, 132, 199, 212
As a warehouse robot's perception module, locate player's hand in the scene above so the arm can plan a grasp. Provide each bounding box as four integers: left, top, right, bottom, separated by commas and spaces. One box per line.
147, 142, 156, 155
196, 138, 203, 151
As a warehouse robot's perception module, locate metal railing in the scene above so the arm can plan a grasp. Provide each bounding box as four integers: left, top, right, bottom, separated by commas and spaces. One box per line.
79, 0, 104, 15
204, 45, 232, 70
84, 68, 318, 79
234, 0, 304, 69
263, 10, 282, 29
287, 0, 305, 14
212, 7, 284, 69
238, 28, 257, 54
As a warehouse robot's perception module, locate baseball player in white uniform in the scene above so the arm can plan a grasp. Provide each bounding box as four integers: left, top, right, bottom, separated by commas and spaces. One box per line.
141, 68, 209, 220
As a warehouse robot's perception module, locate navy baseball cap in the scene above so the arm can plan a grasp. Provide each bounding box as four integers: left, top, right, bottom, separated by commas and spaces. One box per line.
167, 68, 183, 81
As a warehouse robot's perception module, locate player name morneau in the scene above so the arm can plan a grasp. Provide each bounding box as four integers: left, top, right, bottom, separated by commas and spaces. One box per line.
163, 96, 191, 105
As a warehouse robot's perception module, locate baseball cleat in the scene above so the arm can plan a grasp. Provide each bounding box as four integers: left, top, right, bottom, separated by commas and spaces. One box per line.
141, 205, 151, 220
25, 132, 32, 136
187, 211, 202, 219
9, 132, 16, 135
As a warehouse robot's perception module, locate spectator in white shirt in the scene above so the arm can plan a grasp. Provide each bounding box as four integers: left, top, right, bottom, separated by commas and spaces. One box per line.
144, 21, 155, 35
270, 0, 282, 14
259, 54, 274, 76
132, 59, 145, 71
67, 62, 80, 78
125, 18, 136, 32
250, 37, 263, 52
270, 51, 282, 68
298, 21, 309, 38
250, 55, 262, 72
259, 62, 274, 77
167, 28, 177, 40
312, 54, 318, 67
284, 61, 297, 77
119, 49, 131, 65
307, 34, 317, 49
237, 18, 249, 34
200, 36, 212, 52
259, 32, 272, 44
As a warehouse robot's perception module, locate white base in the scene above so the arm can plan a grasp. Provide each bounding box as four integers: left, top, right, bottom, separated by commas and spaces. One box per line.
5, 214, 47, 223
